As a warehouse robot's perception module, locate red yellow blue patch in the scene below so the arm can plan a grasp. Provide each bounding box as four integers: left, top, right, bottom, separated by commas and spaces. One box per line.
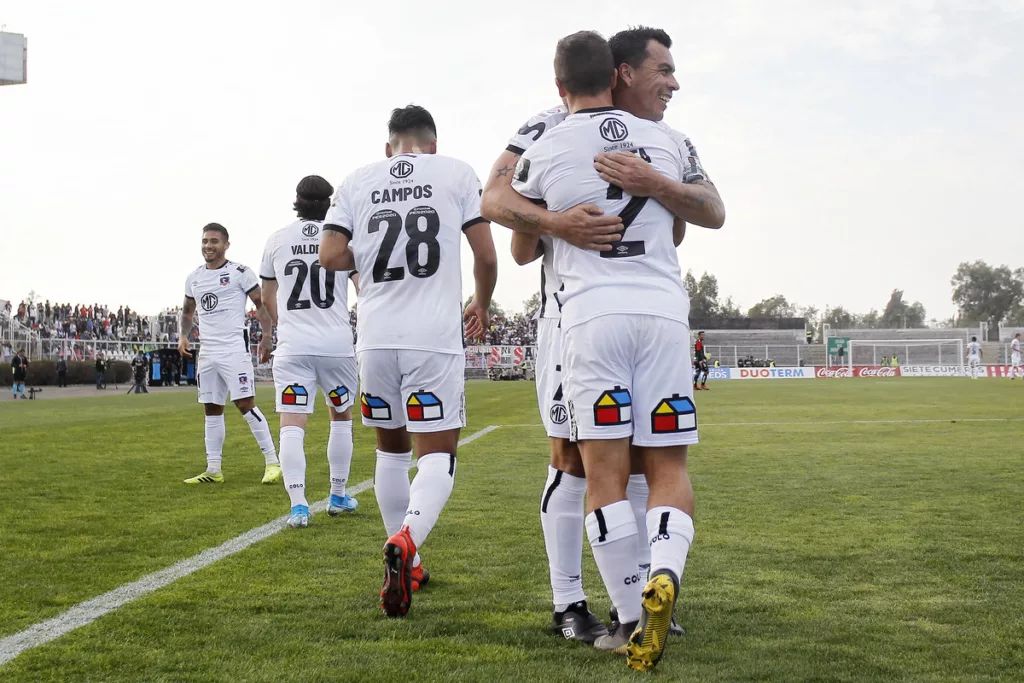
593, 387, 632, 426
327, 386, 350, 408
407, 391, 443, 421
361, 393, 391, 421
281, 384, 308, 406
651, 394, 696, 433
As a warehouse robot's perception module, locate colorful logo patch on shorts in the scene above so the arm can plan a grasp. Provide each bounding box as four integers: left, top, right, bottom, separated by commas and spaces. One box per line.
361, 393, 392, 421
651, 394, 697, 433
327, 385, 350, 408
281, 384, 308, 406
407, 391, 443, 421
238, 374, 249, 386
593, 387, 632, 426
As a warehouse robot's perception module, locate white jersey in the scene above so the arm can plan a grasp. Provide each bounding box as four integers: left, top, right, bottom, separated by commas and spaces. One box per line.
968, 342, 982, 357
1011, 338, 1020, 355
508, 105, 708, 323
260, 219, 355, 358
184, 261, 258, 355
325, 153, 485, 354
512, 107, 688, 330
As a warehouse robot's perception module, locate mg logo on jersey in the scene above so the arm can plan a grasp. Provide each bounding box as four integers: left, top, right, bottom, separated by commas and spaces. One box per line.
301, 223, 319, 237
390, 160, 414, 179
200, 293, 219, 311
599, 118, 629, 142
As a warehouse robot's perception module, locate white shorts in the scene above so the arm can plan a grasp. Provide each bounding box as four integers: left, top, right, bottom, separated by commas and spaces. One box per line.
563, 314, 698, 448
1011, 352, 1021, 368
357, 349, 465, 433
536, 317, 570, 439
272, 354, 357, 414
197, 351, 255, 405
968, 355, 981, 367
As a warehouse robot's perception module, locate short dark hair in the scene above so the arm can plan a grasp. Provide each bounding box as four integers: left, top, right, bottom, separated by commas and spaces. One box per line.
294, 175, 334, 221
554, 31, 615, 97
698, 330, 705, 335
609, 26, 672, 68
203, 223, 229, 241
971, 336, 977, 341
388, 105, 437, 139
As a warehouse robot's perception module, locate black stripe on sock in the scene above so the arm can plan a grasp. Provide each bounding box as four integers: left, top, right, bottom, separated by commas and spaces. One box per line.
595, 508, 608, 543
659, 511, 670, 536
248, 409, 263, 423
448, 454, 456, 477
541, 470, 563, 513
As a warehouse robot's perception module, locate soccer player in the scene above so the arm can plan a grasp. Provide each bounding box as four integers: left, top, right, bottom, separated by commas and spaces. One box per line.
967, 336, 983, 379
1011, 333, 1022, 379
486, 25, 720, 646
319, 105, 497, 618
259, 175, 361, 529
11, 349, 27, 399
693, 331, 709, 390
511, 31, 702, 671
179, 223, 281, 485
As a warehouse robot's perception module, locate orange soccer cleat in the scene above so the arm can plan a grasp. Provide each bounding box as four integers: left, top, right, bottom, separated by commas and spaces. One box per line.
380, 526, 417, 617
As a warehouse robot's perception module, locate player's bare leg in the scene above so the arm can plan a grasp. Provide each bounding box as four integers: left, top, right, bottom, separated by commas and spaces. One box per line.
233, 395, 280, 483
543, 439, 608, 643
580, 438, 645, 654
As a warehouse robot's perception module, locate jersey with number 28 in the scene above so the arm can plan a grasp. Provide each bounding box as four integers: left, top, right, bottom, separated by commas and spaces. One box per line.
325, 153, 485, 354
260, 219, 354, 358
512, 107, 688, 331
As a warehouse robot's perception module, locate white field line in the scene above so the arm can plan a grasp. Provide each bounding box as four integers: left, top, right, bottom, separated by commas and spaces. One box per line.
501, 417, 1024, 428
0, 425, 501, 667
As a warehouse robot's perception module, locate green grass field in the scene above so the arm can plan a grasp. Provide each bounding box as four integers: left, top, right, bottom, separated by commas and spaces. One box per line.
1, 378, 1022, 682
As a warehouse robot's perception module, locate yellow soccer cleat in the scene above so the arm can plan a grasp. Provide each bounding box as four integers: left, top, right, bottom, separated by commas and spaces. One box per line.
626, 570, 678, 672
261, 463, 283, 485
183, 471, 224, 485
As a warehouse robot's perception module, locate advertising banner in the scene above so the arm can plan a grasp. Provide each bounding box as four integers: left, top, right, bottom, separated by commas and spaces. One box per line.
815, 366, 902, 378
732, 367, 815, 380
465, 345, 535, 369
898, 365, 964, 377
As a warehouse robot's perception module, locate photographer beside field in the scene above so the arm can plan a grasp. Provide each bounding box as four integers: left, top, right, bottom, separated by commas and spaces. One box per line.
11, 349, 28, 399
95, 354, 106, 390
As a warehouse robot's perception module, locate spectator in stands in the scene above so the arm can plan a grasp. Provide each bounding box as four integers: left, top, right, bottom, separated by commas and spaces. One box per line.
56, 356, 68, 387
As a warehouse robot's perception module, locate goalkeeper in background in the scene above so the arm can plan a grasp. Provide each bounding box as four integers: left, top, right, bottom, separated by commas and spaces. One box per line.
693, 331, 710, 391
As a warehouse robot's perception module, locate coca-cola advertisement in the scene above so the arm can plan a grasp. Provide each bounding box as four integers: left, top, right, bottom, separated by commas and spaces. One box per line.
815, 366, 902, 378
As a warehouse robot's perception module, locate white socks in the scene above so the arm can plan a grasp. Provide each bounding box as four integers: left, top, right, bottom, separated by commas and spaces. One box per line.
244, 407, 278, 465
403, 452, 456, 549
375, 449, 413, 538
647, 506, 695, 582
279, 425, 307, 507
327, 421, 354, 497
586, 500, 643, 624
204, 415, 225, 473
540, 466, 587, 609
626, 473, 651, 578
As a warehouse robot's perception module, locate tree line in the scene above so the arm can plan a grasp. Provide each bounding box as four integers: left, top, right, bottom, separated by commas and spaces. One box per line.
506, 260, 1022, 331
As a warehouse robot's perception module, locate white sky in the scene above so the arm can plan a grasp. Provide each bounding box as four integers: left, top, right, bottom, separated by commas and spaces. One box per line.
1, 0, 1021, 321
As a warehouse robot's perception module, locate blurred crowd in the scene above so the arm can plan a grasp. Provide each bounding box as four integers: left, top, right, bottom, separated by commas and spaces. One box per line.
6, 299, 155, 342
480, 313, 535, 346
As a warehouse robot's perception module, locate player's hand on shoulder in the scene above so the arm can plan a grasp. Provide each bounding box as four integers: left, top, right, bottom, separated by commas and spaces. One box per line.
463, 300, 489, 342
594, 151, 664, 198
553, 204, 622, 252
